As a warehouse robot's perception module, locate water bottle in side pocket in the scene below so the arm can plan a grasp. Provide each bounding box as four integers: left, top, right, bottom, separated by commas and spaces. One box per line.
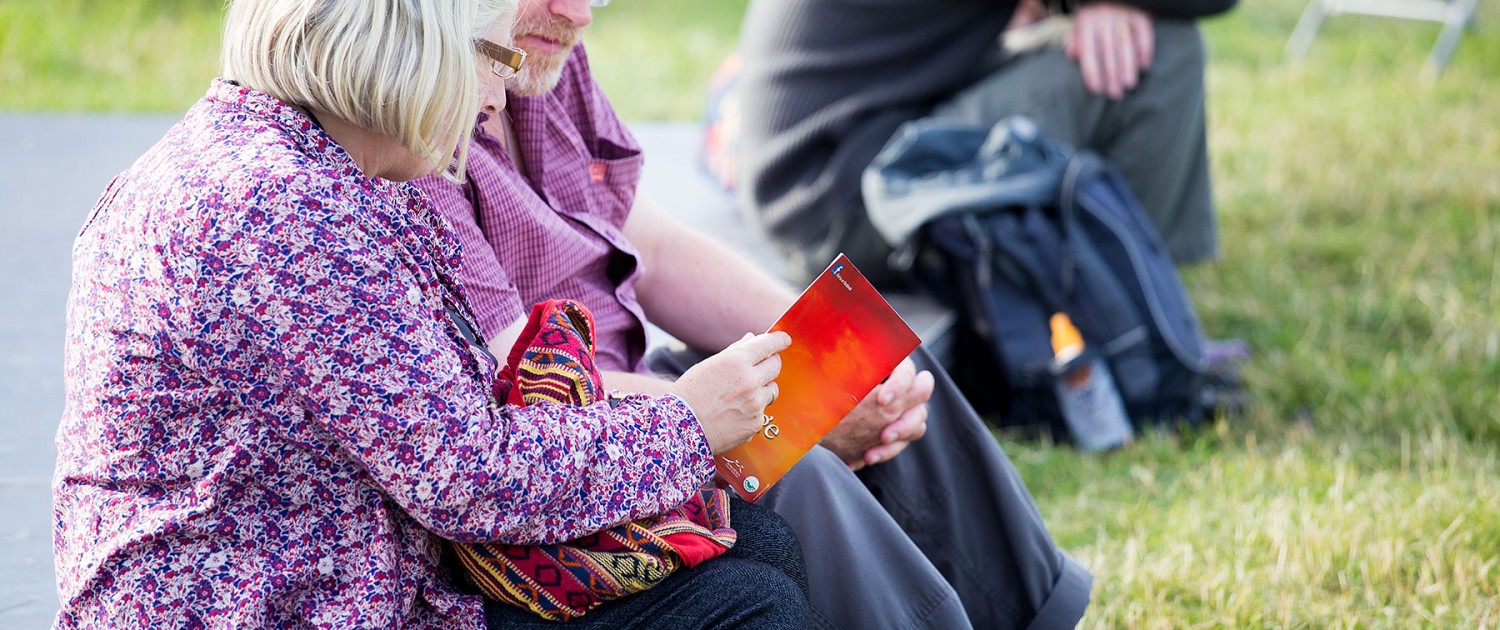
1050, 312, 1133, 452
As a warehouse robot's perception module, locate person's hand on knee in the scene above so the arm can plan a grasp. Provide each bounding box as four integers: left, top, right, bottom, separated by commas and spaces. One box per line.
821, 357, 935, 470
1066, 1, 1154, 99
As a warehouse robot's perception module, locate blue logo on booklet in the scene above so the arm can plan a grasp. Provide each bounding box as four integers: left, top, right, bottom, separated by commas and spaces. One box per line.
830, 262, 852, 291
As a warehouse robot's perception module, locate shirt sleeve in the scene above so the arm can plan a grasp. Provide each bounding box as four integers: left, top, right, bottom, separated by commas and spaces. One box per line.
413, 170, 527, 340
1107, 0, 1237, 20
170, 183, 716, 545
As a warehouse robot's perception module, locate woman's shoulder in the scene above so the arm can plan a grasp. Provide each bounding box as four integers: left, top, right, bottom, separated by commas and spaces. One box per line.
170, 82, 374, 201
78, 113, 381, 309
163, 95, 386, 233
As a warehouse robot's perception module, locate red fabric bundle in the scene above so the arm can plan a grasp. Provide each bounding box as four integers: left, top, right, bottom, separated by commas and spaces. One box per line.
451, 299, 735, 621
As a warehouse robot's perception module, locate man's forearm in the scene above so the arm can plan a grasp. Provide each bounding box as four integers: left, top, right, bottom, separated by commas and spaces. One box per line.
1089, 0, 1236, 19
626, 195, 798, 352
603, 369, 677, 396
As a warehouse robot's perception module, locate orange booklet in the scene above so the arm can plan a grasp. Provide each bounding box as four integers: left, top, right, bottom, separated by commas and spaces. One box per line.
714, 254, 921, 501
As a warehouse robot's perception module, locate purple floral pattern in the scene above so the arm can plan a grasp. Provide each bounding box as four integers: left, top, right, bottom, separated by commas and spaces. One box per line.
54, 79, 714, 629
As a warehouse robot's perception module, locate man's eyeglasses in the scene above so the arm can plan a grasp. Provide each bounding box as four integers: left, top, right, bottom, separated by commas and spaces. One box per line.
590, 0, 611, 6
475, 39, 526, 80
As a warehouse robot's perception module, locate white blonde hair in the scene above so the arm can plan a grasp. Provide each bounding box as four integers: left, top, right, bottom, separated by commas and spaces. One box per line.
221, 0, 515, 182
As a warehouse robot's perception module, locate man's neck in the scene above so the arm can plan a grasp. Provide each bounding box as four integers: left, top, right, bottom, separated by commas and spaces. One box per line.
484, 110, 527, 172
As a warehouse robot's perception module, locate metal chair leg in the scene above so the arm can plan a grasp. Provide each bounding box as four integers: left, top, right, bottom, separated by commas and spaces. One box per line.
1424, 0, 1479, 76
1286, 0, 1329, 61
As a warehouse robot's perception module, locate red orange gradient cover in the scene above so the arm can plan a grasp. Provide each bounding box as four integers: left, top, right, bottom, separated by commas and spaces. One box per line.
714, 254, 921, 502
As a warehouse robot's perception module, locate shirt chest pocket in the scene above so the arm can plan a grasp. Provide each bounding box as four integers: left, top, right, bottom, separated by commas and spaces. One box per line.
586, 138, 644, 225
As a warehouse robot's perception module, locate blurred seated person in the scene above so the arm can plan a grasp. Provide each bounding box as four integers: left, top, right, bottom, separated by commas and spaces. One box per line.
738, 0, 1238, 286
53, 0, 808, 627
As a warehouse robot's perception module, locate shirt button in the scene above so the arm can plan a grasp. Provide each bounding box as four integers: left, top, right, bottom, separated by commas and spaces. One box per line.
406, 286, 422, 306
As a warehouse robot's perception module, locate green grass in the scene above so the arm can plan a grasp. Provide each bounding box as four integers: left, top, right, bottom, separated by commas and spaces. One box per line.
0, 0, 744, 118
7, 0, 1500, 626
588, 0, 746, 121
0, 0, 224, 111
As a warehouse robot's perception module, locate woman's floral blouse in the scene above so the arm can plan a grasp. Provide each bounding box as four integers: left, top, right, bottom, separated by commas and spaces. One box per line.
54, 79, 715, 629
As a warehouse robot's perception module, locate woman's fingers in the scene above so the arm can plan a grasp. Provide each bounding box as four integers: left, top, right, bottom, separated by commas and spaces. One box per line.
729, 330, 792, 359
674, 332, 791, 454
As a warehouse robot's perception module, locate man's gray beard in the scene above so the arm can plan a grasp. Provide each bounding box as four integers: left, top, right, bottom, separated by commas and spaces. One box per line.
509, 56, 567, 97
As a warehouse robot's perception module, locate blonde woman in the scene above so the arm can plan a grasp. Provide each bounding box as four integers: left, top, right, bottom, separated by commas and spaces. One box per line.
55, 1, 804, 627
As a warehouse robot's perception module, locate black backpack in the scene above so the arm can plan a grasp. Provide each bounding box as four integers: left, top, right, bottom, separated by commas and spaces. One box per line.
864, 117, 1209, 436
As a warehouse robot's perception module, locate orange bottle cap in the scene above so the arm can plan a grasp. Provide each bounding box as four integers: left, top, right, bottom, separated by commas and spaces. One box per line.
1049, 312, 1085, 361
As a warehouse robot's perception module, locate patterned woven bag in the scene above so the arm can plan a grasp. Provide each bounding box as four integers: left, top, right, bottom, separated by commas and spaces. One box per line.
452, 299, 737, 621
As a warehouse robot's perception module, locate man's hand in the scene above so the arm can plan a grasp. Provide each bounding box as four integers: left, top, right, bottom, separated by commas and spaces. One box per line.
1006, 0, 1050, 31
1066, 2, 1154, 100
820, 357, 935, 470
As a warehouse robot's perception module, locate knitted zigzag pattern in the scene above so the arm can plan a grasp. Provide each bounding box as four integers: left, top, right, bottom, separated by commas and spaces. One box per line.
452, 299, 735, 622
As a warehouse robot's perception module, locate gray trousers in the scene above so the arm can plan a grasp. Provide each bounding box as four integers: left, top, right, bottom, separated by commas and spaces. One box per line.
650, 346, 1091, 629
816, 19, 1217, 286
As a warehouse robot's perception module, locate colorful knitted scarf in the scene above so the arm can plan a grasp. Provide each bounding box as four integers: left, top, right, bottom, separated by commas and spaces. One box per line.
452, 299, 736, 621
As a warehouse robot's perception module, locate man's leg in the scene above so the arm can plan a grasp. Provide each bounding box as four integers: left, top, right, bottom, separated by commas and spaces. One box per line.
649, 347, 1088, 629
762, 447, 975, 630
650, 348, 972, 629
929, 19, 1218, 265
857, 347, 1093, 629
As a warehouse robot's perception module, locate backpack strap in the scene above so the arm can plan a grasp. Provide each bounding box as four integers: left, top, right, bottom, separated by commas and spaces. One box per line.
964, 206, 1075, 317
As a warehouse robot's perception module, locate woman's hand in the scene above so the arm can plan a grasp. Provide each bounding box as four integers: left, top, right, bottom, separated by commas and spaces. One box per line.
672, 332, 791, 454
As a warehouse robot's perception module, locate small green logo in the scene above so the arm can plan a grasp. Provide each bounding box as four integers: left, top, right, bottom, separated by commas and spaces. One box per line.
743, 476, 761, 493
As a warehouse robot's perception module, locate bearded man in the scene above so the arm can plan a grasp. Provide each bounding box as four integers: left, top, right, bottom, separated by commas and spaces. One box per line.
413, 1, 1092, 627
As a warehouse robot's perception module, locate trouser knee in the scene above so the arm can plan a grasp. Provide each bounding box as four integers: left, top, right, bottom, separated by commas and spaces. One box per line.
727, 497, 809, 596
684, 557, 811, 627
1148, 19, 1207, 84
